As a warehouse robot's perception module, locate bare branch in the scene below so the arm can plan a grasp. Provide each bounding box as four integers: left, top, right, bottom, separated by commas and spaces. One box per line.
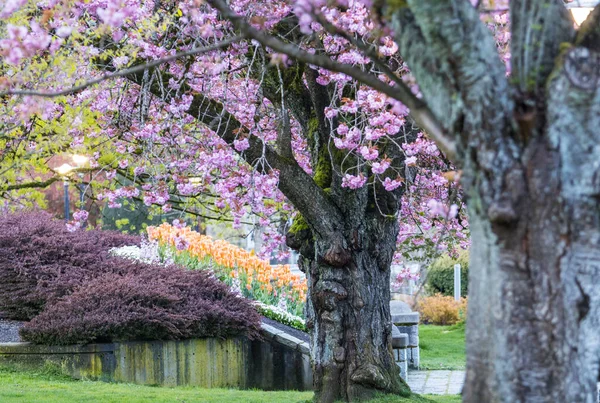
205, 0, 457, 161
0, 36, 242, 98
277, 104, 295, 159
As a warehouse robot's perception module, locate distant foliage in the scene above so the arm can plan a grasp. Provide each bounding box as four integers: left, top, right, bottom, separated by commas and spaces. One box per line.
425, 251, 469, 297
0, 212, 260, 344
417, 294, 467, 326
20, 267, 261, 345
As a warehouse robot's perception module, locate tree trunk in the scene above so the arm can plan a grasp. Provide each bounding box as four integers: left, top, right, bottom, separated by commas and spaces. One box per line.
290, 205, 409, 402
464, 146, 600, 402
463, 48, 600, 401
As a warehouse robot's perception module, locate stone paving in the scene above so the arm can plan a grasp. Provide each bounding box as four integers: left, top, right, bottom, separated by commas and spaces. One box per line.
408, 370, 600, 400
407, 370, 465, 395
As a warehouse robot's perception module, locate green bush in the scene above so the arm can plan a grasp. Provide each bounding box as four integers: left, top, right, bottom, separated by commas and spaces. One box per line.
426, 251, 469, 297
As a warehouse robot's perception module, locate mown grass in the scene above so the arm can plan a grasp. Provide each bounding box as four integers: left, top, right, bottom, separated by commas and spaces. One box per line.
419, 323, 466, 370
0, 363, 460, 403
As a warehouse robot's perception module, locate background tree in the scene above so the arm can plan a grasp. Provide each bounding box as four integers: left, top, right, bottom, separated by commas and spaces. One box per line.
3, 0, 598, 402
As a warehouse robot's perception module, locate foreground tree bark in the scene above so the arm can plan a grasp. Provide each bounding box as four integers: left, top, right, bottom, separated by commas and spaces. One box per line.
385, 1, 600, 402
462, 44, 600, 403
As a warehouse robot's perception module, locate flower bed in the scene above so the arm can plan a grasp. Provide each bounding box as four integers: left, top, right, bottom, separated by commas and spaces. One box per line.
148, 223, 307, 317
0, 212, 261, 345
111, 222, 308, 327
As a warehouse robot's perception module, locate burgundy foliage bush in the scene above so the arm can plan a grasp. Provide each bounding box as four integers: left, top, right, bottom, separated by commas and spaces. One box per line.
0, 211, 139, 320
20, 267, 261, 345
0, 212, 261, 344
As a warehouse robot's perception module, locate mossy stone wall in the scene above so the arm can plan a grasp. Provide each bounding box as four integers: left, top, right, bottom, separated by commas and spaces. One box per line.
0, 331, 312, 391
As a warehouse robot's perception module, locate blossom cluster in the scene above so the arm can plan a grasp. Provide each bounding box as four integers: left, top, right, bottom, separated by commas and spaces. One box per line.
392, 266, 421, 291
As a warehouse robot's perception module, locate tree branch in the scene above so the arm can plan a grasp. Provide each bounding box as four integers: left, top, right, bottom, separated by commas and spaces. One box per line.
387, 2, 515, 159
0, 166, 98, 192
510, 0, 575, 94
0, 36, 242, 98
385, 0, 522, 215
125, 67, 348, 247
0, 177, 60, 191
205, 0, 457, 161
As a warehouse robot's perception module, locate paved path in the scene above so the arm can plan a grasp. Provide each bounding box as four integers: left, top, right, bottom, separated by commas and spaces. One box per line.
407, 370, 465, 395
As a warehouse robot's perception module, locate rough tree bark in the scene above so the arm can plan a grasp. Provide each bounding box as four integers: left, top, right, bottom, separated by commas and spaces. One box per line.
289, 193, 408, 402
281, 63, 415, 402
385, 1, 600, 402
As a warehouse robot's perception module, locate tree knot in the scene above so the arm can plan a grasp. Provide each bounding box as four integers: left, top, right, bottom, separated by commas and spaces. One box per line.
487, 201, 518, 225
321, 237, 352, 267
565, 47, 600, 91
315, 280, 348, 311
350, 364, 390, 389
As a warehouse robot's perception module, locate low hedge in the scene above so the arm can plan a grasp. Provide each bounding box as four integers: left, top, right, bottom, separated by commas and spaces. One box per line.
426, 251, 469, 297
0, 212, 261, 344
417, 294, 467, 325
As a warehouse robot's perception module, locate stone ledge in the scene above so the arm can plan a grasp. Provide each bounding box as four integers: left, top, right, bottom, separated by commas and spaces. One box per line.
392, 332, 409, 349
260, 323, 284, 340
297, 342, 310, 355
260, 323, 310, 356
273, 333, 305, 352
392, 312, 419, 325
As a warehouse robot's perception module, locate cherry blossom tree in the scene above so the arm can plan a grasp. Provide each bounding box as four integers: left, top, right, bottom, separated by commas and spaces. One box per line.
2, 0, 599, 402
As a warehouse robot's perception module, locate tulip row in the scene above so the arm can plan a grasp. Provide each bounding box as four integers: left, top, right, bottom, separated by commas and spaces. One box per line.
147, 223, 307, 317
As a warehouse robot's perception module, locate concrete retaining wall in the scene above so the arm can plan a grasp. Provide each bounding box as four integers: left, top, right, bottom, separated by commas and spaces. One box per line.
0, 324, 312, 391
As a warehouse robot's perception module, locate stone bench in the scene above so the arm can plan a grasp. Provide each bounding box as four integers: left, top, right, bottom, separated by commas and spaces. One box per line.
391, 327, 409, 379
390, 301, 420, 369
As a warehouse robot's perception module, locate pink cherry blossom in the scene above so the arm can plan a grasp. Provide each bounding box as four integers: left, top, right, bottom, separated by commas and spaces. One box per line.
341, 173, 367, 189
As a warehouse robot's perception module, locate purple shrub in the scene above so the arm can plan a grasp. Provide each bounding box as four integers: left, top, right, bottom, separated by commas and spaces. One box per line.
0, 212, 139, 320
20, 267, 261, 345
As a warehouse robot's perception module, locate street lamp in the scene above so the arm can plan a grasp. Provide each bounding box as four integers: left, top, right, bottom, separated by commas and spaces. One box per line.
565, 0, 598, 25
55, 163, 74, 221
72, 154, 89, 206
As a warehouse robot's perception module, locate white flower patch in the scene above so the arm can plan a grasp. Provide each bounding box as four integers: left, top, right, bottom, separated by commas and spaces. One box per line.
254, 301, 306, 330
109, 238, 165, 264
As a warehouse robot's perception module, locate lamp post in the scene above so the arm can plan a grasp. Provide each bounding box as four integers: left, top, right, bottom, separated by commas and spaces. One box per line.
55, 163, 74, 221
72, 154, 89, 207
565, 0, 598, 25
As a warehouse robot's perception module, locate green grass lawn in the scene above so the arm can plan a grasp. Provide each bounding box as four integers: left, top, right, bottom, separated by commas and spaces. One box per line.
419, 323, 466, 370
0, 364, 460, 403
